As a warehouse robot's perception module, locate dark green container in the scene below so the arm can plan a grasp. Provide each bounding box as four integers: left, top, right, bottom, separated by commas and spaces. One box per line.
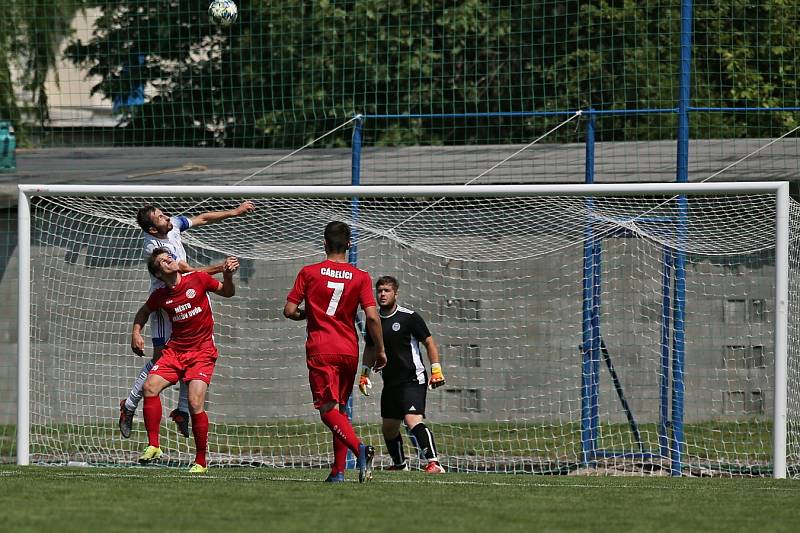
0, 121, 16, 172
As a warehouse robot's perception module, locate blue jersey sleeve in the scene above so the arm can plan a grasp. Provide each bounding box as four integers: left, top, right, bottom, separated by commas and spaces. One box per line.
175, 216, 192, 232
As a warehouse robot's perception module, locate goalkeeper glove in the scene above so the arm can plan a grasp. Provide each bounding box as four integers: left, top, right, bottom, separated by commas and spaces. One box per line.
358, 365, 372, 396
428, 363, 445, 390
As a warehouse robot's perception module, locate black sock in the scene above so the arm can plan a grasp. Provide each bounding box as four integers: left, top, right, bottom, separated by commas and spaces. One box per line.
410, 423, 439, 462
384, 433, 406, 466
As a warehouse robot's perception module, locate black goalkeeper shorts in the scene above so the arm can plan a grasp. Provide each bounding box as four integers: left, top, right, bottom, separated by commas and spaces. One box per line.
381, 382, 428, 419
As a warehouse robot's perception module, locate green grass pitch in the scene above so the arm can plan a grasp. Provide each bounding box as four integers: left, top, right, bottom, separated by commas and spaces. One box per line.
1, 466, 798, 532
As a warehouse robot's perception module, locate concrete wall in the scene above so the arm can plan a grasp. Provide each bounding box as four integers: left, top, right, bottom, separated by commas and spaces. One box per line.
0, 229, 776, 430
0, 206, 17, 430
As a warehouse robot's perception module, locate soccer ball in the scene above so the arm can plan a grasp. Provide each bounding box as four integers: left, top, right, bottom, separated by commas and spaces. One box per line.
208, 0, 238, 27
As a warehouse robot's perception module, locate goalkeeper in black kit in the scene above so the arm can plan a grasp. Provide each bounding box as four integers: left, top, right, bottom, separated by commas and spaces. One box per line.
359, 275, 446, 473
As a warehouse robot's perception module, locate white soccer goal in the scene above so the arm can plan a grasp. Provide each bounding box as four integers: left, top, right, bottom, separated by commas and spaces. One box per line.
16, 183, 798, 478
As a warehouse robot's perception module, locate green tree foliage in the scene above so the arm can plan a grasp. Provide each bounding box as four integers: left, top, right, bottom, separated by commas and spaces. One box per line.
0, 10, 21, 128
63, 0, 800, 147
693, 0, 800, 135
0, 0, 89, 142
67, 0, 228, 146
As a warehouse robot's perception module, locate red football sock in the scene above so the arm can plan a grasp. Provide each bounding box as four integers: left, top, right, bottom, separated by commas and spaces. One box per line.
332, 433, 348, 474
191, 411, 209, 467
143, 395, 162, 447
320, 409, 360, 454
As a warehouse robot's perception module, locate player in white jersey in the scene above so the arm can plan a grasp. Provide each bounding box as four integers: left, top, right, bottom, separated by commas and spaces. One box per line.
119, 201, 254, 447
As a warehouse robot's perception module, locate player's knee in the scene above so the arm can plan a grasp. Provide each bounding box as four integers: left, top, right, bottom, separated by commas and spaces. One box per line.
142, 380, 160, 397
382, 429, 402, 441
318, 402, 337, 415
409, 421, 426, 432
405, 415, 424, 430
188, 398, 204, 414
382, 419, 402, 438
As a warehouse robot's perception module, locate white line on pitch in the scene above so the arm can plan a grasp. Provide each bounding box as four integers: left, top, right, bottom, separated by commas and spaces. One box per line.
31, 471, 800, 491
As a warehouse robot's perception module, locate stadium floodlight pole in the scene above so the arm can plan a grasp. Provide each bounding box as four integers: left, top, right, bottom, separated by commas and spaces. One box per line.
17, 188, 31, 465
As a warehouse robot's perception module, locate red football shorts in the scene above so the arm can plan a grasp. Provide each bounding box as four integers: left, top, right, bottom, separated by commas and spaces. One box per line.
150, 345, 219, 385
306, 353, 358, 409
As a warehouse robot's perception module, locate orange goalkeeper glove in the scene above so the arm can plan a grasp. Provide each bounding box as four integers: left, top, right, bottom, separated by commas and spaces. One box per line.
428, 363, 445, 390
358, 365, 372, 396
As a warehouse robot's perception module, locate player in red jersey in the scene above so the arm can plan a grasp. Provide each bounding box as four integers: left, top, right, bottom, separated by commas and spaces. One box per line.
284, 221, 387, 483
130, 247, 239, 473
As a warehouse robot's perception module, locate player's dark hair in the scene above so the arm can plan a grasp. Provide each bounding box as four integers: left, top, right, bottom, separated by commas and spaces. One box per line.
137, 205, 158, 232
147, 247, 170, 277
324, 221, 351, 253
376, 276, 399, 291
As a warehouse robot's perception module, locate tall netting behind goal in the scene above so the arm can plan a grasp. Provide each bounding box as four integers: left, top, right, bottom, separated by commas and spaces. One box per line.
19, 186, 800, 477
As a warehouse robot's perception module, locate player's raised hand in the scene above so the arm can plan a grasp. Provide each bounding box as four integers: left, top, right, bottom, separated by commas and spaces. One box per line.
358, 365, 372, 396
131, 332, 146, 357
235, 201, 255, 216
223, 256, 239, 273
428, 363, 445, 390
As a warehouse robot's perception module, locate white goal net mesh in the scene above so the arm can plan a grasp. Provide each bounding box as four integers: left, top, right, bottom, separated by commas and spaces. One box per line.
22, 190, 800, 476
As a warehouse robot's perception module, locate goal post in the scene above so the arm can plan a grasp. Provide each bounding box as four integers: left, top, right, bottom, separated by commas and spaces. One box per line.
17, 187, 31, 467
16, 182, 794, 478
774, 182, 790, 479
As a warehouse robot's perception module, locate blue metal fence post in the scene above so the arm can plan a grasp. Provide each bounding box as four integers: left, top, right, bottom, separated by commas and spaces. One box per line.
581, 234, 593, 466
581, 110, 598, 465
345, 115, 364, 469
670, 0, 693, 477
671, 233, 687, 476
590, 238, 602, 453
659, 247, 673, 459
581, 237, 593, 465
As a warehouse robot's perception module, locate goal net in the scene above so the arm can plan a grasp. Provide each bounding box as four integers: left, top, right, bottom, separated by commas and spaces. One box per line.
16, 183, 799, 477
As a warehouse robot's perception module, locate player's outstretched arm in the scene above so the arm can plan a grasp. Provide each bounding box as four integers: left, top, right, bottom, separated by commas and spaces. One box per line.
189, 201, 255, 227
364, 306, 387, 370
131, 304, 151, 357
214, 257, 238, 298
423, 336, 446, 389
177, 260, 225, 276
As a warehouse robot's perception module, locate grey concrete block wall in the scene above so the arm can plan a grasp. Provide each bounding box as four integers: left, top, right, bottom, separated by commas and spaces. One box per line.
0, 224, 779, 436
0, 241, 17, 426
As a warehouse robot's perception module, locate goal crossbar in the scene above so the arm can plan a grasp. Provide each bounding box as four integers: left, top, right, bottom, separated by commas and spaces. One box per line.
17, 182, 790, 197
